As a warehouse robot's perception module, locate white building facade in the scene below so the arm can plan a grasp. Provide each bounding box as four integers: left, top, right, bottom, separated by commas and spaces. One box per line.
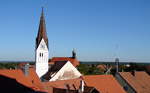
49, 61, 82, 81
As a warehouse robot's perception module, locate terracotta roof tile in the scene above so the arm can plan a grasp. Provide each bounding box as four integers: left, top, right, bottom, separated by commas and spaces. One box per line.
119, 71, 150, 93
43, 77, 81, 90
49, 57, 79, 67
145, 65, 150, 74
0, 68, 46, 92
43, 75, 126, 93
97, 64, 107, 71
27, 67, 46, 92
0, 69, 33, 87
83, 75, 126, 93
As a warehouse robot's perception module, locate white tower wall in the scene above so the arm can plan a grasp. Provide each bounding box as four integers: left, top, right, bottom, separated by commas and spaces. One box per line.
36, 39, 49, 78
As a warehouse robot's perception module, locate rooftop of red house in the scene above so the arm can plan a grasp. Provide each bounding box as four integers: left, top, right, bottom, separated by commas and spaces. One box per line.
119, 71, 150, 93
145, 65, 150, 74
0, 67, 47, 93
49, 57, 80, 67
0, 61, 129, 93
43, 75, 126, 93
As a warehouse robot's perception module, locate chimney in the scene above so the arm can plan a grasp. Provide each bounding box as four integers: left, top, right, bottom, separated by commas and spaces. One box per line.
131, 70, 136, 76
79, 80, 84, 93
115, 58, 119, 73
72, 48, 76, 59
24, 63, 30, 76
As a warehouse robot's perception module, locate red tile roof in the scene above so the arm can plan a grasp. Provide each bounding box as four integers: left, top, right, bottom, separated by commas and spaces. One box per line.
49, 57, 80, 67
43, 75, 126, 93
0, 68, 46, 92
119, 71, 150, 93
26, 67, 46, 92
145, 65, 150, 74
83, 75, 126, 93
43, 77, 81, 90
0, 67, 126, 93
97, 64, 107, 72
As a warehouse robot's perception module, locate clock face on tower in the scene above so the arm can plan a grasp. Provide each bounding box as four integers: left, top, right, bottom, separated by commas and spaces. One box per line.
40, 44, 45, 49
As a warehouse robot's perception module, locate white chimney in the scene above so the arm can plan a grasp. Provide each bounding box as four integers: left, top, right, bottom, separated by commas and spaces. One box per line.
79, 80, 84, 93
81, 80, 84, 92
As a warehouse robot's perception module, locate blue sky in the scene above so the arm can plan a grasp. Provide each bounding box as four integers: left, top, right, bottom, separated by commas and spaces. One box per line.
0, 0, 150, 62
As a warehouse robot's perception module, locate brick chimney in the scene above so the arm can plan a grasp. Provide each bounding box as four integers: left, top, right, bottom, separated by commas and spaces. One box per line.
131, 70, 136, 76
24, 63, 29, 76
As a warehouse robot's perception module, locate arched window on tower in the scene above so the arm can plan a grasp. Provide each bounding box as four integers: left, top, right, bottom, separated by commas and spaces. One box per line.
39, 53, 44, 57
40, 53, 42, 57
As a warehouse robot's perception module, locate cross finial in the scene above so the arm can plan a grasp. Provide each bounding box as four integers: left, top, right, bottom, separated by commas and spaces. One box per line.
41, 6, 44, 16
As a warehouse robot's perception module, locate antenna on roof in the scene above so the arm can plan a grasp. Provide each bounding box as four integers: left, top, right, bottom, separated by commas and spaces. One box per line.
114, 44, 120, 73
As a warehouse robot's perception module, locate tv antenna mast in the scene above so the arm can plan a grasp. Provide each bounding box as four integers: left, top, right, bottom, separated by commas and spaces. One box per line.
114, 44, 120, 73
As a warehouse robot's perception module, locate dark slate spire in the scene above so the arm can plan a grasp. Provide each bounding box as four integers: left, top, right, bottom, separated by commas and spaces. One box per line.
36, 7, 48, 49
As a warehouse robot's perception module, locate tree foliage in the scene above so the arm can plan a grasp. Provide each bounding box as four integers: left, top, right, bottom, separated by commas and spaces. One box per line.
77, 64, 104, 75
0, 63, 19, 69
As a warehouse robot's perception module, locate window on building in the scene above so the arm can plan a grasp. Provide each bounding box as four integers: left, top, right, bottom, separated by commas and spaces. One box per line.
39, 53, 44, 57
40, 53, 41, 57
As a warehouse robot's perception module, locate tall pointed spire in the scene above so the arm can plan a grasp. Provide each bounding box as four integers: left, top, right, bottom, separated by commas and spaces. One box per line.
36, 7, 48, 49
35, 7, 49, 78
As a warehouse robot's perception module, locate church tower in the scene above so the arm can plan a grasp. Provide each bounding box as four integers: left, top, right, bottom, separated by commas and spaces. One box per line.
35, 8, 49, 78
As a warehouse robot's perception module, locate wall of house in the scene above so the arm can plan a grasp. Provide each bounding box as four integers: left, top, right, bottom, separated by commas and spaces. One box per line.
115, 73, 136, 93
50, 61, 82, 81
